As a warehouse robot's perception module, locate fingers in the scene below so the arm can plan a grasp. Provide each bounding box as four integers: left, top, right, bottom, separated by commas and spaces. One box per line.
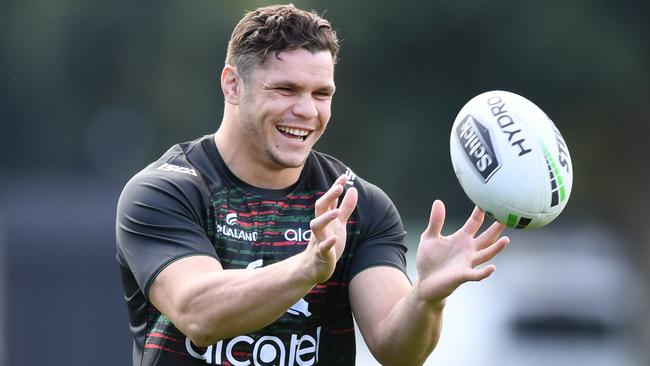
338, 187, 358, 223
315, 175, 347, 216
423, 200, 446, 238
472, 236, 509, 267
465, 264, 496, 282
475, 221, 506, 251
461, 206, 484, 236
310, 209, 339, 241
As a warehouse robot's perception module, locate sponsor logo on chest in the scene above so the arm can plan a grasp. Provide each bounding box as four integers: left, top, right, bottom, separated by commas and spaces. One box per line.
283, 228, 312, 242
216, 211, 314, 245
216, 212, 259, 242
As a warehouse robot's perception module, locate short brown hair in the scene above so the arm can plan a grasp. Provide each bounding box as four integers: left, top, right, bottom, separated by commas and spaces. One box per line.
226, 4, 340, 79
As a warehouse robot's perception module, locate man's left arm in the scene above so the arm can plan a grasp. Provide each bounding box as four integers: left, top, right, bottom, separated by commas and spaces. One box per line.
350, 266, 443, 366
350, 200, 509, 366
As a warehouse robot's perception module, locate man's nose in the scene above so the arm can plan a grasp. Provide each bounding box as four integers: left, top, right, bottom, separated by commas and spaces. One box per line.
292, 94, 318, 119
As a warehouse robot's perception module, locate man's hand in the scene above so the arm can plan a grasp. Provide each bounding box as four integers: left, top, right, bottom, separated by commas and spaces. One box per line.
303, 174, 358, 284
414, 200, 509, 307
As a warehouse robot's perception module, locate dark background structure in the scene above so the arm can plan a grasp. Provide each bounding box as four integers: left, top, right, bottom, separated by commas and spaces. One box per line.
1, 1, 648, 365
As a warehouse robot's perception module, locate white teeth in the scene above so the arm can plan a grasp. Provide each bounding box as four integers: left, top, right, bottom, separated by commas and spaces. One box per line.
278, 126, 309, 137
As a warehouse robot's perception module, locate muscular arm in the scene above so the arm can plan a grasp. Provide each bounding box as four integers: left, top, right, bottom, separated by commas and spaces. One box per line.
351, 201, 509, 365
350, 267, 444, 366
150, 253, 316, 347
149, 175, 358, 347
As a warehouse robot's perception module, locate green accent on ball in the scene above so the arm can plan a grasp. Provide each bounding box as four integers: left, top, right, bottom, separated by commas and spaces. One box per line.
507, 213, 518, 228
541, 143, 567, 203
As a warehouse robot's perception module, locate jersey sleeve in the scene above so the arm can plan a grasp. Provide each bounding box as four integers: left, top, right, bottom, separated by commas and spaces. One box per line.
116, 168, 218, 298
348, 182, 408, 279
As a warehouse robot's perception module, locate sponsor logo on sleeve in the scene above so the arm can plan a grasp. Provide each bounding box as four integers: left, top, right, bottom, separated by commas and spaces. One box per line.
157, 163, 197, 176
344, 169, 356, 186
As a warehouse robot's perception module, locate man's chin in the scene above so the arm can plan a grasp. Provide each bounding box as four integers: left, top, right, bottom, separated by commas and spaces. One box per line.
267, 151, 309, 170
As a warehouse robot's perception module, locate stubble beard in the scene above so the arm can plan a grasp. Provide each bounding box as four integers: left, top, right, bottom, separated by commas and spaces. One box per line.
238, 98, 314, 171
265, 145, 306, 170
239, 112, 305, 171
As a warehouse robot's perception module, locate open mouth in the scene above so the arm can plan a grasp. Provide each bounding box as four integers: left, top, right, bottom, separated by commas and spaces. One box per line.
277, 126, 311, 141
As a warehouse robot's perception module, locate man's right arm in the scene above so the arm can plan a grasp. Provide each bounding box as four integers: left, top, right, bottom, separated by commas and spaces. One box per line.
149, 252, 317, 347
148, 175, 358, 347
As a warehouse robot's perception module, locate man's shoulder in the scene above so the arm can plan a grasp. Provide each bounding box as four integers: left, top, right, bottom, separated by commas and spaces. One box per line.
118, 135, 224, 209
131, 135, 221, 187
309, 150, 360, 188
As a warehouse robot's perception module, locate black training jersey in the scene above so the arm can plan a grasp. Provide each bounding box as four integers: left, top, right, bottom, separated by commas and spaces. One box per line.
116, 135, 408, 366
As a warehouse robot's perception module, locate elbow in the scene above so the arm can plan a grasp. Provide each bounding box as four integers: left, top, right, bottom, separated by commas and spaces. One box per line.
367, 341, 406, 366
172, 299, 223, 347
177, 322, 219, 347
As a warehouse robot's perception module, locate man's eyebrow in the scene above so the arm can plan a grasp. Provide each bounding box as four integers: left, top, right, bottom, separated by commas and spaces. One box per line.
315, 85, 336, 94
262, 81, 299, 88
262, 81, 335, 93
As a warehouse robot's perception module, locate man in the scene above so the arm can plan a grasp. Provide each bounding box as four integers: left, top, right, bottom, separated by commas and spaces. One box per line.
116, 4, 509, 365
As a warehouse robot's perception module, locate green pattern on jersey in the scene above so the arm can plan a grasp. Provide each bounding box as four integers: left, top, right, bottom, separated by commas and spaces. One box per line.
207, 185, 323, 268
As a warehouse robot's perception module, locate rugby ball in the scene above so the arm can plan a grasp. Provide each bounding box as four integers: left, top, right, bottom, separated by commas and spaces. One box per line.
449, 90, 572, 229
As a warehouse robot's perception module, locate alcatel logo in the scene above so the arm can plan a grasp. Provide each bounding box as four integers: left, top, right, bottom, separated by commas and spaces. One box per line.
284, 228, 312, 242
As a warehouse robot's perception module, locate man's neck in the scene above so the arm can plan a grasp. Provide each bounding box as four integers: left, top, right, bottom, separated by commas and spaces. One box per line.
213, 130, 304, 190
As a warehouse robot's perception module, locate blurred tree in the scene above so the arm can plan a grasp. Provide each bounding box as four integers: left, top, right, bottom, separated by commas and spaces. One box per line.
0, 0, 648, 256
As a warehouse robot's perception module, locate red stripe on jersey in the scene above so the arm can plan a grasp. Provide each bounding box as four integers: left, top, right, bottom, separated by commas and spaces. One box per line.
277, 202, 311, 209
271, 241, 308, 246
286, 192, 323, 199
237, 221, 276, 228
238, 210, 275, 216
327, 327, 355, 334
262, 231, 283, 235
147, 332, 180, 343
144, 343, 186, 355
232, 351, 252, 358
325, 281, 347, 287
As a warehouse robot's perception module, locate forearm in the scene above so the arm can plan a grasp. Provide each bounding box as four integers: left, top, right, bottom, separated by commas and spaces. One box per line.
172, 253, 316, 346
371, 289, 445, 366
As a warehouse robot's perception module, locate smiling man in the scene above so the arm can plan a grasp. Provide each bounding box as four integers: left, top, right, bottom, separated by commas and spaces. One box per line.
116, 4, 509, 366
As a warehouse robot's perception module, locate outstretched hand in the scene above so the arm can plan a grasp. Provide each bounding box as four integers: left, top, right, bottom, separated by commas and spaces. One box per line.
305, 174, 358, 283
414, 200, 509, 306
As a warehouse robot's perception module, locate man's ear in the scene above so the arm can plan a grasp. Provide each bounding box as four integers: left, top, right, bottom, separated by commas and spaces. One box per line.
221, 65, 241, 105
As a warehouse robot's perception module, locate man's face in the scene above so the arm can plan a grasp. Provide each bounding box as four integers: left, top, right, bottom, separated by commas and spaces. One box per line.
237, 49, 335, 170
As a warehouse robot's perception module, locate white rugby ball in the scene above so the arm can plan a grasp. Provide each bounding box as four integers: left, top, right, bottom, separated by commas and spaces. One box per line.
449, 90, 573, 229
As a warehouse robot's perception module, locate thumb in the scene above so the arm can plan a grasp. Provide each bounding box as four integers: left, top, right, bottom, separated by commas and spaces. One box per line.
317, 236, 337, 256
